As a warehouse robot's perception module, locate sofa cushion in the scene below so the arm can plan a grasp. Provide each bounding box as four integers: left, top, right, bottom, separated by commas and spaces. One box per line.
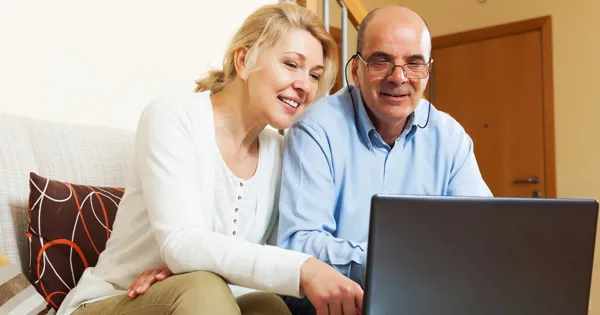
0, 113, 133, 277
0, 251, 55, 314
27, 172, 123, 310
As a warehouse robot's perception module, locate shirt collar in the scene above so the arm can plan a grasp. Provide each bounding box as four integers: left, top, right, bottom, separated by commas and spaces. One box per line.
350, 85, 427, 149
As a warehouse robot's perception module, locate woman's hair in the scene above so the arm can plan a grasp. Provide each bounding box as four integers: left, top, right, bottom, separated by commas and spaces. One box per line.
194, 2, 338, 99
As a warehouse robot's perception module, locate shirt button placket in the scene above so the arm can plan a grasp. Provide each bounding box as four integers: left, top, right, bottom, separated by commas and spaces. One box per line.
233, 181, 243, 236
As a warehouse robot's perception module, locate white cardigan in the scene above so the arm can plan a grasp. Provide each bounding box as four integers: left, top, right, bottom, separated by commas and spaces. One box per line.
58, 92, 310, 315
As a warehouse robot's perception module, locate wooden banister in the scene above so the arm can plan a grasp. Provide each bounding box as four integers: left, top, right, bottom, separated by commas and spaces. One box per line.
297, 0, 368, 28
297, 0, 318, 14
338, 0, 367, 28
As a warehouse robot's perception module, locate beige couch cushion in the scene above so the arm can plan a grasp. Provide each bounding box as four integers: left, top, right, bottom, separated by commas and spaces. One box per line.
0, 114, 133, 275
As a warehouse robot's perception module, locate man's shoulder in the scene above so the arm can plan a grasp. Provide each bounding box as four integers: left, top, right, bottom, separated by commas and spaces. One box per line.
295, 89, 355, 131
422, 101, 468, 138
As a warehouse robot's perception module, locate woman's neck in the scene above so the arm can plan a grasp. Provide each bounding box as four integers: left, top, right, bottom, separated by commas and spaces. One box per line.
211, 79, 266, 153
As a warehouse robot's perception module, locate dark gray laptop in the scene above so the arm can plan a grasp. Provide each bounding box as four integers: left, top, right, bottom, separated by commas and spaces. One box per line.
364, 194, 598, 315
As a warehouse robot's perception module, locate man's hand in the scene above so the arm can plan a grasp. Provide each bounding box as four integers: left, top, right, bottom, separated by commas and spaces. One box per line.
127, 265, 173, 299
300, 257, 363, 315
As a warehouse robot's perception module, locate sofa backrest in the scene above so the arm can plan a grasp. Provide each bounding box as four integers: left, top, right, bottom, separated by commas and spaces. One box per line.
0, 114, 134, 274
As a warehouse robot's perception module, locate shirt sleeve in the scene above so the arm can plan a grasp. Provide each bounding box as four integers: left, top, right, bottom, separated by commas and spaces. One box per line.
277, 121, 367, 285
135, 99, 309, 297
447, 127, 493, 197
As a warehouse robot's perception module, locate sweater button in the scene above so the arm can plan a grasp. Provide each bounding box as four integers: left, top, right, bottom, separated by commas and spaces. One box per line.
235, 208, 239, 212
237, 196, 242, 200
233, 231, 236, 235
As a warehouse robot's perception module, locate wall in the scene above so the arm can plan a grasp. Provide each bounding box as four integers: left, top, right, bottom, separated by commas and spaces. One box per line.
0, 0, 276, 131
372, 0, 600, 311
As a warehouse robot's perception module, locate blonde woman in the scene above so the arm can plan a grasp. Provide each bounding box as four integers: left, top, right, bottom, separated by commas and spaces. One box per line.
57, 3, 363, 315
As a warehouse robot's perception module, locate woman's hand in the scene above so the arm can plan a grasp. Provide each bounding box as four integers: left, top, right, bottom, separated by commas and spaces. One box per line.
300, 257, 363, 315
127, 265, 173, 299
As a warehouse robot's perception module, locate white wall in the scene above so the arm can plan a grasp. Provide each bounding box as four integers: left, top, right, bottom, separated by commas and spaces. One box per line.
0, 0, 277, 131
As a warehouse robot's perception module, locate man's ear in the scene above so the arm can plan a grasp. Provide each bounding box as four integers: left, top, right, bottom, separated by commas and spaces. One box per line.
233, 47, 249, 80
351, 55, 361, 89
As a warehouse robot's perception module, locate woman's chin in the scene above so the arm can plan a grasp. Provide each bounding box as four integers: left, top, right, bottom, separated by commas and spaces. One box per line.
266, 113, 297, 131
267, 121, 292, 131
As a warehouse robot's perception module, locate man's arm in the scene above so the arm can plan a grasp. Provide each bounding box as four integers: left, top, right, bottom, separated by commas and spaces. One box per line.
277, 121, 367, 285
447, 128, 493, 197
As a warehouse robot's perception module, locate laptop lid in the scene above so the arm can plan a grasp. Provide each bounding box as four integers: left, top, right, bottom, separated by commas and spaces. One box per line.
364, 195, 598, 315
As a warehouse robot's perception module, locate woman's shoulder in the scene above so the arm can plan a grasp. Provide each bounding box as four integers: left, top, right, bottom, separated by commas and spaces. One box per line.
134, 92, 217, 154
142, 91, 213, 121
136, 91, 215, 139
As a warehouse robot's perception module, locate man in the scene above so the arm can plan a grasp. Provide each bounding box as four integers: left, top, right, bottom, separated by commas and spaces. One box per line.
278, 5, 492, 314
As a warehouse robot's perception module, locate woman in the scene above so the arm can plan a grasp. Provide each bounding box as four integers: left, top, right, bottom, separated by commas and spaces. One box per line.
57, 3, 363, 315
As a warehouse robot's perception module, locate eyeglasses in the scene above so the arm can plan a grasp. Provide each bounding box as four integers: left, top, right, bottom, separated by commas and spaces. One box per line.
356, 54, 433, 79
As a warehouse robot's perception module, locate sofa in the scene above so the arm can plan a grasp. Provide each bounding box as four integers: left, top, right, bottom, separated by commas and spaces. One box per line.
0, 113, 134, 312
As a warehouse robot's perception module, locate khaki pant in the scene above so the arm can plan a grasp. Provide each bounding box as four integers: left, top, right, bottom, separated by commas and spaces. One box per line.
73, 271, 291, 315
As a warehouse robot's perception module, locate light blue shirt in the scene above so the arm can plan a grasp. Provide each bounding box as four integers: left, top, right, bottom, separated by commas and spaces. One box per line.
277, 85, 492, 286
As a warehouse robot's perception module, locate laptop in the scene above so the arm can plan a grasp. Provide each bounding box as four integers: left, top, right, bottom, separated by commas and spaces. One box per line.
363, 194, 598, 315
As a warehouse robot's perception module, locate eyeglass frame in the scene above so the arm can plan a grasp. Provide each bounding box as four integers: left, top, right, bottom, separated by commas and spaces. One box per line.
356, 53, 433, 79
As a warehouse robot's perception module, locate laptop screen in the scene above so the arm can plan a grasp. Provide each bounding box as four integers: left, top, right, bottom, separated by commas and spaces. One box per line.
364, 195, 598, 315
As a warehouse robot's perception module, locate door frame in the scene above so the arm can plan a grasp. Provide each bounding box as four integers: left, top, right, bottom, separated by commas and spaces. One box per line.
431, 16, 557, 198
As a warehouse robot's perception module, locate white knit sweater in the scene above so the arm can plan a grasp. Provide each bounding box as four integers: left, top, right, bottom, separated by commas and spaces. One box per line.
58, 92, 310, 315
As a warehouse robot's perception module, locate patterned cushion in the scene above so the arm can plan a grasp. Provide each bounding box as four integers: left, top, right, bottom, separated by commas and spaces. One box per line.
27, 172, 124, 310
0, 251, 55, 314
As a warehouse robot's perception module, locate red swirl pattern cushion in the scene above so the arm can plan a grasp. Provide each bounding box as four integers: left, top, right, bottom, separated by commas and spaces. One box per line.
27, 172, 123, 310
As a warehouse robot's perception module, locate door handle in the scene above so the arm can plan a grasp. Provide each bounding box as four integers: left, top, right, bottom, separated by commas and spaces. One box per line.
513, 176, 539, 184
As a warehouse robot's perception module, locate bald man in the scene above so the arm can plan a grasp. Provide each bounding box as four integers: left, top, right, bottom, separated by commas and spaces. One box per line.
278, 6, 491, 314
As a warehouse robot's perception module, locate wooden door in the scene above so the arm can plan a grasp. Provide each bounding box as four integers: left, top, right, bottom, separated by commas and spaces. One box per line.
426, 17, 556, 198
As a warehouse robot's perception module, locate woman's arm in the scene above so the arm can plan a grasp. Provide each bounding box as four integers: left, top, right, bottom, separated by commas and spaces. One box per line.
134, 98, 309, 297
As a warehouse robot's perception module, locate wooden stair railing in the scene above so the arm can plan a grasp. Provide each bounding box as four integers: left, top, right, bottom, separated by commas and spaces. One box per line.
338, 0, 367, 28
297, 0, 367, 28
297, 0, 319, 15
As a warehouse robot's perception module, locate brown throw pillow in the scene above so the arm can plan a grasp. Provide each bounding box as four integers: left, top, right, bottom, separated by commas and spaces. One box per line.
27, 172, 124, 310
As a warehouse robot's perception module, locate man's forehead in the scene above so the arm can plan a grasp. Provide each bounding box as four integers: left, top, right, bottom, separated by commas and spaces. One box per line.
363, 23, 430, 61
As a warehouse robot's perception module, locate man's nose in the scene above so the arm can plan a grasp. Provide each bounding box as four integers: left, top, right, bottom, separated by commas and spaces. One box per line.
387, 66, 408, 85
